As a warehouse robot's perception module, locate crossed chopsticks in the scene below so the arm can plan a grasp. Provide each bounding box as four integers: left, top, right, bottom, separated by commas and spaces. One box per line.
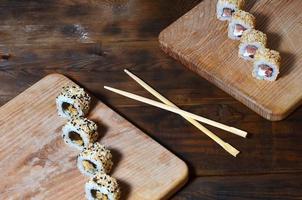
105, 69, 248, 157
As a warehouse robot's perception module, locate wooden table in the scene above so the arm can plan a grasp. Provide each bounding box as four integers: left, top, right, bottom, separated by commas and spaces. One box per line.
0, 1, 301, 199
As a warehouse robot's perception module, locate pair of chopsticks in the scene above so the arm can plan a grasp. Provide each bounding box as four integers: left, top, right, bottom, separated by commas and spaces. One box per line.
104, 69, 247, 157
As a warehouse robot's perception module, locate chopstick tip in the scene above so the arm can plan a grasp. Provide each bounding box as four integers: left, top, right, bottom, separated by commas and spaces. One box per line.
223, 143, 240, 157
229, 127, 248, 138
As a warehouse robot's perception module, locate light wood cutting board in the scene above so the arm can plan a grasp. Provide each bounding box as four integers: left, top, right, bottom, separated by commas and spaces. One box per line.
159, 0, 302, 121
0, 74, 188, 200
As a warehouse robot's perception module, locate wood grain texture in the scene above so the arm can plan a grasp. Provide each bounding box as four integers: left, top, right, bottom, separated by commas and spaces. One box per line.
1, 1, 302, 199
0, 74, 188, 200
171, 174, 302, 200
159, 0, 302, 121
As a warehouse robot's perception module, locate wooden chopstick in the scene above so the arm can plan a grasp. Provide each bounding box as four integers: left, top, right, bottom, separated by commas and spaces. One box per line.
104, 86, 248, 138
124, 69, 240, 157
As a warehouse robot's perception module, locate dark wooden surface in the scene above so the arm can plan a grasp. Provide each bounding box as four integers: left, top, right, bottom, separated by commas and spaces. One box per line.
0, 1, 301, 199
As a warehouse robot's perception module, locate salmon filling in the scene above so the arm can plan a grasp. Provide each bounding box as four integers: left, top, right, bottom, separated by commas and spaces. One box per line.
258, 64, 273, 78
233, 24, 246, 37
222, 8, 234, 18
91, 190, 108, 200
243, 45, 258, 58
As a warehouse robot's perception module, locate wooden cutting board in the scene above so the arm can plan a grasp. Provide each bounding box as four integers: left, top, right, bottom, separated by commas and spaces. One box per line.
0, 74, 188, 200
159, 0, 302, 121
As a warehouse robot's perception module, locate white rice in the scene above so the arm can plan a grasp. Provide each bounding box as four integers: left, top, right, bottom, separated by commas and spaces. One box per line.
56, 85, 91, 119
252, 60, 279, 81
62, 117, 98, 151
238, 29, 267, 61
77, 142, 113, 177
216, 0, 245, 21
228, 10, 255, 40
85, 173, 120, 200
239, 43, 263, 61
252, 48, 281, 81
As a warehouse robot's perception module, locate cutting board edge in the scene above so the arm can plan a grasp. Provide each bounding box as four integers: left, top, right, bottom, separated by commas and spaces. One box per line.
49, 73, 190, 199
0, 73, 67, 111
158, 30, 300, 121
0, 72, 190, 199
161, 161, 189, 199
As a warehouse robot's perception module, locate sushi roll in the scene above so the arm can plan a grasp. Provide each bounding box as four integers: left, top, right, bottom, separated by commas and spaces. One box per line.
228, 10, 256, 40
56, 85, 91, 119
85, 172, 121, 200
216, 0, 245, 21
77, 142, 113, 177
62, 117, 98, 150
239, 29, 267, 61
252, 48, 281, 81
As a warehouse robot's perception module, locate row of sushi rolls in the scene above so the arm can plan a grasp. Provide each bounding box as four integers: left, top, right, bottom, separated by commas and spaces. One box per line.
217, 0, 281, 81
56, 85, 120, 200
